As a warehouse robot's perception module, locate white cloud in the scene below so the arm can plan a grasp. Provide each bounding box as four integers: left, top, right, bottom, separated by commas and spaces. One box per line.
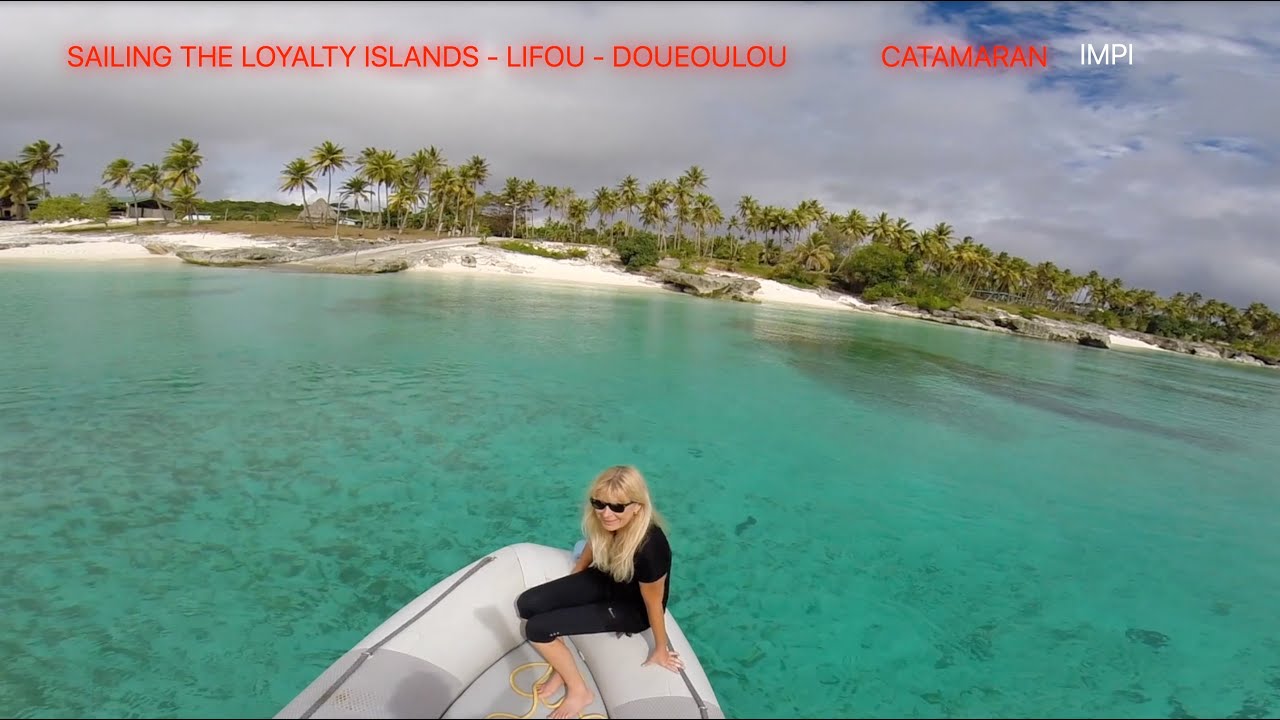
3, 1, 1279, 307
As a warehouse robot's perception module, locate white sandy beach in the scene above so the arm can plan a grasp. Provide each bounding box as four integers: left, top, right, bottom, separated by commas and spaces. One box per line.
0, 240, 161, 259
1107, 333, 1170, 352
0, 221, 897, 319
408, 243, 882, 313
407, 243, 661, 291
716, 269, 876, 312
0, 219, 279, 260
412, 245, 1176, 356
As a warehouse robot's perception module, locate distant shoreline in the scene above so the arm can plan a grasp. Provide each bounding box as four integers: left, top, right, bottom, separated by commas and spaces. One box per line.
1, 219, 1274, 370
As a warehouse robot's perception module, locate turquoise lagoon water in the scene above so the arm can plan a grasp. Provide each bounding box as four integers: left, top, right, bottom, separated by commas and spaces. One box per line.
1, 263, 1278, 719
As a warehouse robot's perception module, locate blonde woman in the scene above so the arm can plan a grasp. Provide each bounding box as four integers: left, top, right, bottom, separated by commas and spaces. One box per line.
515, 465, 682, 719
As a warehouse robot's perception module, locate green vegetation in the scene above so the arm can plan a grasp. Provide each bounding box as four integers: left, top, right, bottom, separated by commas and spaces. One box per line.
4, 137, 1279, 362
28, 189, 113, 225
612, 233, 659, 270
493, 240, 587, 260
0, 141, 62, 220
96, 138, 205, 224
195, 199, 299, 222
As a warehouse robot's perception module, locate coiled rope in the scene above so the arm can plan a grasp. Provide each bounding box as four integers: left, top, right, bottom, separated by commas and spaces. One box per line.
484, 662, 606, 719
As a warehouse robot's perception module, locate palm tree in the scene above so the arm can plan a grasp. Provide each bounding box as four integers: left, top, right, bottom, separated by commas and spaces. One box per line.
536, 185, 557, 230
367, 150, 403, 230
353, 147, 380, 223
567, 197, 589, 242
339, 176, 372, 228
590, 186, 618, 242
131, 164, 167, 220
461, 155, 489, 234
162, 138, 203, 190
408, 146, 445, 230
432, 167, 463, 233
889, 218, 915, 254
795, 237, 836, 272
641, 180, 672, 251
794, 199, 826, 243
519, 179, 540, 234
691, 193, 722, 256
390, 182, 426, 234
502, 177, 530, 237
169, 185, 200, 223
310, 141, 348, 222
0, 161, 36, 219
867, 212, 895, 246
20, 140, 62, 197
672, 165, 708, 247
616, 175, 641, 235
736, 195, 759, 245
280, 158, 317, 227
843, 209, 869, 249
102, 158, 139, 225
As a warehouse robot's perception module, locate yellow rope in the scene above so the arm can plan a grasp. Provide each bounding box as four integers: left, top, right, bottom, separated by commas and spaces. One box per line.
484, 661, 606, 719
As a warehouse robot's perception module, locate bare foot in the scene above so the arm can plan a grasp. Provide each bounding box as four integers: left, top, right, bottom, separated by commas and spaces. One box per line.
548, 686, 593, 719
536, 671, 564, 705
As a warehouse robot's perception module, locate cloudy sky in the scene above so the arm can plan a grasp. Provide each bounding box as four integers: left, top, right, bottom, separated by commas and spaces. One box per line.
5, 1, 1279, 308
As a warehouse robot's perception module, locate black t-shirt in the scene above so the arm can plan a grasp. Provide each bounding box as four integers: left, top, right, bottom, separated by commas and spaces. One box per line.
627, 523, 672, 609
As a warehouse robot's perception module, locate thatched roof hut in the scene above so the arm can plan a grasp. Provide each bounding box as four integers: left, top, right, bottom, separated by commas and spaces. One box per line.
298, 198, 337, 223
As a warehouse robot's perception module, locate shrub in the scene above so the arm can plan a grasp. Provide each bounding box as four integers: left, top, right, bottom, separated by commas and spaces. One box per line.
615, 232, 659, 270
838, 243, 915, 292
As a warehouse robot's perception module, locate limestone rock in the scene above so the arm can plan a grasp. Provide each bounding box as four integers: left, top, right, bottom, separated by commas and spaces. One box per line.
651, 269, 762, 303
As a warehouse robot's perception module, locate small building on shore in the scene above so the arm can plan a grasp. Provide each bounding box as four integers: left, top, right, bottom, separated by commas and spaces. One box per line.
0, 197, 40, 220
127, 198, 175, 222
297, 198, 338, 224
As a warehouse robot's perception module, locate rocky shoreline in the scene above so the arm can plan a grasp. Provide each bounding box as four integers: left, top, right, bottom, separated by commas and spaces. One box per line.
627, 263, 1278, 369
650, 263, 1280, 366
7, 228, 1274, 370
159, 238, 1280, 369
874, 303, 1276, 366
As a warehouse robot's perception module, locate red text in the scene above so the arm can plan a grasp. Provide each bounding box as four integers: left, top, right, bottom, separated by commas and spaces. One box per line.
613, 45, 786, 68
67, 45, 174, 68
507, 45, 584, 68
881, 44, 1049, 69
365, 45, 480, 68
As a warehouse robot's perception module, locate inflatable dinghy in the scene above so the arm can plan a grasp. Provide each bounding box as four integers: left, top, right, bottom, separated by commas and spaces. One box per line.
275, 542, 724, 719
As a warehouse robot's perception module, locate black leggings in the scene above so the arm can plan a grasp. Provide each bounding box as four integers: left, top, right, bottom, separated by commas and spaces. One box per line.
516, 568, 650, 644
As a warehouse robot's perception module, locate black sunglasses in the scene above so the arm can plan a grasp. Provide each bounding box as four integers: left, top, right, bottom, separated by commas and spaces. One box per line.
590, 498, 634, 513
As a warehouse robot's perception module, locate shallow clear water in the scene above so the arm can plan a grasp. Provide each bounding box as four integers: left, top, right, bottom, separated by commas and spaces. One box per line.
2, 264, 1278, 719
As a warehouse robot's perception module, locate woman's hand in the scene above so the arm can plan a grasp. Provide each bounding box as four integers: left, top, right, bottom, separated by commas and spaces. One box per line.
643, 646, 684, 673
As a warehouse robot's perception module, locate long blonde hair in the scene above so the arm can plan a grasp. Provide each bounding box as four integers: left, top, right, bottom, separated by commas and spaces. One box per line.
581, 465, 667, 584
